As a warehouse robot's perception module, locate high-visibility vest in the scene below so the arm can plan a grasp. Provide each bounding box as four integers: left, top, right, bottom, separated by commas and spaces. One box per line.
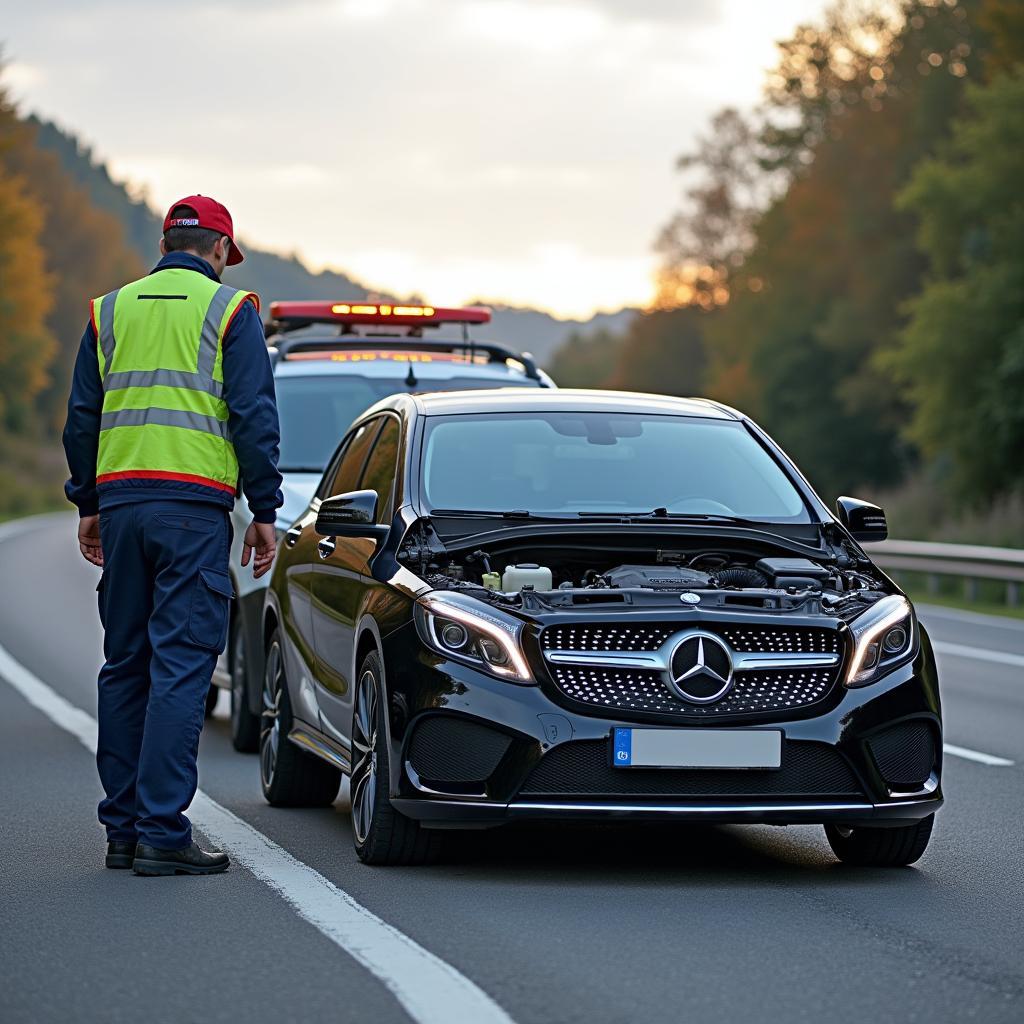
91, 268, 259, 494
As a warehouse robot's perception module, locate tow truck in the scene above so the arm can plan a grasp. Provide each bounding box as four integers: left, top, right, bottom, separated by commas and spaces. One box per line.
211, 302, 556, 752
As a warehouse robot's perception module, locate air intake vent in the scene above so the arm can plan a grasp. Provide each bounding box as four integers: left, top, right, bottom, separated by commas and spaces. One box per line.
407, 715, 512, 784
519, 740, 863, 799
868, 721, 936, 788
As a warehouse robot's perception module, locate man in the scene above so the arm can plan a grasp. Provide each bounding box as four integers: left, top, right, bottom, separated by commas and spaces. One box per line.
63, 195, 283, 876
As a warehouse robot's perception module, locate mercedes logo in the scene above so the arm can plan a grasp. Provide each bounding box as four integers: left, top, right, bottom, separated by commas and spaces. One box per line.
667, 632, 734, 703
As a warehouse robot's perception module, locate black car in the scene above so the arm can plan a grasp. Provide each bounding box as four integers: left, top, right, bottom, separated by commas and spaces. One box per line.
261, 389, 942, 867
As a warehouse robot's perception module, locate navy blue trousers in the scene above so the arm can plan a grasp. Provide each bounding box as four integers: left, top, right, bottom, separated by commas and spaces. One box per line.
96, 501, 234, 849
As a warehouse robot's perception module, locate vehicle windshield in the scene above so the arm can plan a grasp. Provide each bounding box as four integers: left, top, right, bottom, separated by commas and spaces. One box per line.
421, 412, 811, 522
275, 374, 540, 472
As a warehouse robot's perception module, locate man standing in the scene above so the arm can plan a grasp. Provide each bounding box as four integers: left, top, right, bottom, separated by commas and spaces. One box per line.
63, 195, 283, 876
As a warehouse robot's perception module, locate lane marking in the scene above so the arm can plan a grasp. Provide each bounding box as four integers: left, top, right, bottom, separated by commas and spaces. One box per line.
0, 640, 514, 1024
932, 640, 1024, 669
943, 744, 1015, 767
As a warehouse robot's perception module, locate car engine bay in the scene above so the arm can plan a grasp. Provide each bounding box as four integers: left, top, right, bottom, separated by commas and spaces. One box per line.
398, 523, 891, 621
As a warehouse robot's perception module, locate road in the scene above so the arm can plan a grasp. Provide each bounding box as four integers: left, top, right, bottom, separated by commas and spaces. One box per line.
1, 513, 1021, 1024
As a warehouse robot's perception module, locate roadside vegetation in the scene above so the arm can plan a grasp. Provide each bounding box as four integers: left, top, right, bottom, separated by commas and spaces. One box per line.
550, 0, 1023, 545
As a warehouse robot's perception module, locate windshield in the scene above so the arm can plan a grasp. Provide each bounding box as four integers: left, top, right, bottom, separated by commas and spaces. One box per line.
275, 374, 540, 472
421, 412, 811, 522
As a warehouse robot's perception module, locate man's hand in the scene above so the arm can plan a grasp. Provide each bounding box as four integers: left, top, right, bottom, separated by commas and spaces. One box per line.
242, 520, 278, 579
78, 515, 104, 568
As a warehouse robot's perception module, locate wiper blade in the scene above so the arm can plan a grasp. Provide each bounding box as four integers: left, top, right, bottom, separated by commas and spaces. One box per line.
278, 465, 327, 474
576, 510, 779, 528
430, 508, 543, 519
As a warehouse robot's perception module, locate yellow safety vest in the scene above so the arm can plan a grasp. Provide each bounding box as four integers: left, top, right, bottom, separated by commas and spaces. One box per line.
92, 268, 258, 493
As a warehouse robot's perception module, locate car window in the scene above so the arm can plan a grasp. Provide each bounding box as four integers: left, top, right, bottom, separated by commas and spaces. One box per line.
325, 418, 381, 498
358, 417, 401, 523
274, 373, 542, 473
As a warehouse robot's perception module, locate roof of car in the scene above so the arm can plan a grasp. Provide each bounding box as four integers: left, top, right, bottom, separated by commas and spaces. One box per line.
272, 357, 540, 382
363, 388, 741, 419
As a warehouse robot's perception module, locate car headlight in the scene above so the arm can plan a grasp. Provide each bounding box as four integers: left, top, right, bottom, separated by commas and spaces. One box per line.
415, 592, 532, 683
845, 594, 917, 687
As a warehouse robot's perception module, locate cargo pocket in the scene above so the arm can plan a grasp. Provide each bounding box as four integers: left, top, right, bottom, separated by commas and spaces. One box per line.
188, 567, 234, 651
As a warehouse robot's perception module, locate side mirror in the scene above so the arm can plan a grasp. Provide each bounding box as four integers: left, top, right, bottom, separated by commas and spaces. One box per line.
315, 490, 389, 540
836, 496, 888, 543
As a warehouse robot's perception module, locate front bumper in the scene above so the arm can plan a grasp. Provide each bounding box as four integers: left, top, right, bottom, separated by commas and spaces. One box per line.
380, 623, 943, 831
394, 794, 941, 829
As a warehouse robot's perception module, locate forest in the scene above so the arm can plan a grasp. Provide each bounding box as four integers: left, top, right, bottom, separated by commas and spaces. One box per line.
551, 0, 1023, 542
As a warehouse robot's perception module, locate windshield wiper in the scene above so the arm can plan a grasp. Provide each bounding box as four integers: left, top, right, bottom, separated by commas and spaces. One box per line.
576, 510, 785, 528
278, 465, 328, 474
430, 508, 546, 520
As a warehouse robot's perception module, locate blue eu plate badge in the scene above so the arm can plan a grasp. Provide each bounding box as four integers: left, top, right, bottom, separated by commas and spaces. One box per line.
613, 728, 632, 767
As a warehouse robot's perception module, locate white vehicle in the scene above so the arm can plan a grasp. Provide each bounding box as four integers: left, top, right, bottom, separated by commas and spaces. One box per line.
210, 301, 556, 751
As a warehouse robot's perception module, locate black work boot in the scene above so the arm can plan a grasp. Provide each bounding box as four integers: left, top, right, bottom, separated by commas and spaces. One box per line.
106, 840, 138, 869
132, 841, 230, 876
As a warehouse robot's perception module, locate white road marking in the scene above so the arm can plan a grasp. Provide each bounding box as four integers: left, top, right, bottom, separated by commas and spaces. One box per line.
932, 640, 1024, 669
942, 744, 1015, 767
0, 640, 514, 1024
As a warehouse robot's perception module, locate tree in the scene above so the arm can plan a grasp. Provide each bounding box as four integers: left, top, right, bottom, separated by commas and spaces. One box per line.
0, 101, 143, 431
886, 71, 1024, 501
695, 0, 988, 499
0, 81, 54, 431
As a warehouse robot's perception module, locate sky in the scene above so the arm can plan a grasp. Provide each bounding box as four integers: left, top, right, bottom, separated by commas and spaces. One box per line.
3, 0, 829, 319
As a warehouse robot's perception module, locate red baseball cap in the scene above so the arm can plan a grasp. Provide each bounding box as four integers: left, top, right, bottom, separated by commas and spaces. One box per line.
162, 194, 245, 265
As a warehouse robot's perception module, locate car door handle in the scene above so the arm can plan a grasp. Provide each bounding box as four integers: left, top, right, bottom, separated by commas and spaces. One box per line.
317, 537, 336, 559
285, 525, 303, 548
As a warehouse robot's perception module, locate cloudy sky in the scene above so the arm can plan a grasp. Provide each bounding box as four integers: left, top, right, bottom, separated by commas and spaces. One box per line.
4, 0, 827, 318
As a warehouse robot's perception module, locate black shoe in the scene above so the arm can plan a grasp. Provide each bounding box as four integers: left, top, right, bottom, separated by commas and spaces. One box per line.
106, 840, 138, 869
132, 841, 230, 876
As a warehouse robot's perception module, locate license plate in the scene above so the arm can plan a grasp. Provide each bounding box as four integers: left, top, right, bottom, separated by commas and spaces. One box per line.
612, 728, 782, 769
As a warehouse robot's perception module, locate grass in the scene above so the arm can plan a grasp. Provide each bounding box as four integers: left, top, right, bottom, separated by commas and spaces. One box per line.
0, 433, 68, 523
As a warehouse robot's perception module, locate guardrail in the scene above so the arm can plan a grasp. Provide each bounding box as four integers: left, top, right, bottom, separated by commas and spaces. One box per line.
867, 539, 1024, 607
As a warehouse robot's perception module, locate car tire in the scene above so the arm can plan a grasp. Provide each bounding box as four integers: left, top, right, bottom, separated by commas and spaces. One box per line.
260, 630, 342, 807
229, 620, 260, 753
204, 683, 219, 718
350, 651, 444, 866
824, 814, 934, 867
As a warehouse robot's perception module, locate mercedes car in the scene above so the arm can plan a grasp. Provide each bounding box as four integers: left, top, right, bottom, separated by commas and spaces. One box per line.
259, 389, 942, 867
214, 302, 554, 751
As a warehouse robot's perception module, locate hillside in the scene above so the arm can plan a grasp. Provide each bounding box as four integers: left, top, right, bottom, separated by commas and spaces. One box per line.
30, 117, 633, 365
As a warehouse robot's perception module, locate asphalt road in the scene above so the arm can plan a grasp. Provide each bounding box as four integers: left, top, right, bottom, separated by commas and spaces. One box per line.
1, 513, 1022, 1024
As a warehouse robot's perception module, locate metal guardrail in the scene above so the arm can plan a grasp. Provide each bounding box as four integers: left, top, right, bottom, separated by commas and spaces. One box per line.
866, 539, 1024, 606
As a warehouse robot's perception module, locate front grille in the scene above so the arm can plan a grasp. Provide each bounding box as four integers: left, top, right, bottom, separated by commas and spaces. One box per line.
540, 620, 843, 720
406, 715, 512, 784
868, 721, 936, 788
550, 665, 836, 717
519, 740, 863, 799
541, 622, 841, 656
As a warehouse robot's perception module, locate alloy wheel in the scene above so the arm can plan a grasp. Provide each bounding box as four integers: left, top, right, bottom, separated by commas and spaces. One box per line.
260, 641, 283, 788
350, 669, 379, 845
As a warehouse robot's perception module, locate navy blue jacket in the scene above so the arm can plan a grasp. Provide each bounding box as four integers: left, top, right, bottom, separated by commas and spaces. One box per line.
63, 252, 284, 524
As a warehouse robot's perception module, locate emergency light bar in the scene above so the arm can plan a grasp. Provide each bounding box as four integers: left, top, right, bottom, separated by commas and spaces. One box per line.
268, 301, 491, 328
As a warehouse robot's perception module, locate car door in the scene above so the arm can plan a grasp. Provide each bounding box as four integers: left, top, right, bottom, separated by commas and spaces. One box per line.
312, 413, 401, 743
274, 432, 358, 727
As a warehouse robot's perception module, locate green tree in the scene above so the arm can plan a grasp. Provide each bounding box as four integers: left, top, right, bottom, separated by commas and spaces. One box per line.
887, 70, 1024, 501
547, 327, 625, 389
0, 81, 54, 431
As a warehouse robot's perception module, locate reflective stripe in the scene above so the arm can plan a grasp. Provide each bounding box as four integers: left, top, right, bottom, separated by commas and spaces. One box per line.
197, 284, 236, 379
103, 368, 224, 398
98, 290, 119, 375
100, 406, 230, 440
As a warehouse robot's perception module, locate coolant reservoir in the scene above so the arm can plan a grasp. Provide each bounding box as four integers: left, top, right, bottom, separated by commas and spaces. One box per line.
501, 564, 553, 592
